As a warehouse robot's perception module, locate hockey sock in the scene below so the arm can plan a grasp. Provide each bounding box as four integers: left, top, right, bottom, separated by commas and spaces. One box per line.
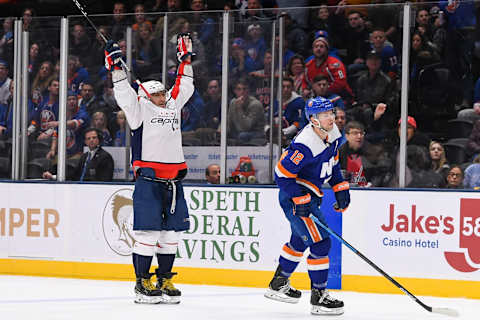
133, 253, 153, 278
156, 254, 175, 274
308, 238, 331, 290
278, 235, 306, 277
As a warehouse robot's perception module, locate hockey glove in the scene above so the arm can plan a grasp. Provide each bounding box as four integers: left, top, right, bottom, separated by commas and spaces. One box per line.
176, 32, 195, 63
292, 194, 312, 217
332, 181, 350, 212
104, 40, 123, 71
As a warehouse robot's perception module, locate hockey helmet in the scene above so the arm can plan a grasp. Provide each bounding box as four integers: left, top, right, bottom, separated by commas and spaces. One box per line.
305, 96, 334, 121
138, 80, 166, 98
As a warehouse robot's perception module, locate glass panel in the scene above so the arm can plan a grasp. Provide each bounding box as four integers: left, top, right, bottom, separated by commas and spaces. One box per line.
409, 1, 476, 189
226, 7, 276, 185
24, 16, 62, 180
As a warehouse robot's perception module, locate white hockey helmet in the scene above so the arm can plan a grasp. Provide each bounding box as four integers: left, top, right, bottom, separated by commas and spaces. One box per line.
138, 80, 166, 98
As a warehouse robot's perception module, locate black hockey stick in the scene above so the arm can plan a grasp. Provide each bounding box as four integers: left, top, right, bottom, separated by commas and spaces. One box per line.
309, 214, 459, 317
71, 0, 152, 98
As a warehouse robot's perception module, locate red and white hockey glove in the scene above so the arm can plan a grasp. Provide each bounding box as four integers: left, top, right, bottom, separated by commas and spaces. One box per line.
176, 32, 194, 63
104, 40, 123, 71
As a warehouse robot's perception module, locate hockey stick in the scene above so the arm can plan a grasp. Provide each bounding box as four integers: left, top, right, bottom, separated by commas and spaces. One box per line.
71, 0, 152, 98
308, 214, 459, 317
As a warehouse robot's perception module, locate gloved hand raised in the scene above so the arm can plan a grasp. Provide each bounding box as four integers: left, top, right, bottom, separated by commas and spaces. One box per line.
104, 40, 123, 71
292, 194, 312, 217
332, 181, 350, 212
176, 32, 194, 63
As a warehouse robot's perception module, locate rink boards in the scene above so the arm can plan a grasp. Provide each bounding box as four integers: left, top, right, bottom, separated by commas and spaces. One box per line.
0, 182, 478, 299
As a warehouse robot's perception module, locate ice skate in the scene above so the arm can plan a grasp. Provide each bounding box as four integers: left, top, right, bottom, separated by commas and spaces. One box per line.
310, 288, 344, 315
134, 277, 167, 304
156, 271, 181, 304
264, 266, 301, 303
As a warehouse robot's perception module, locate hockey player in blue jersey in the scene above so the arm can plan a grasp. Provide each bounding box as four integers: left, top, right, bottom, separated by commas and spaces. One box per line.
265, 96, 351, 315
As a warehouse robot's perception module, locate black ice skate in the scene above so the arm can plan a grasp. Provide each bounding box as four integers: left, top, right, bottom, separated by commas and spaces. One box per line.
310, 288, 344, 315
264, 266, 301, 303
134, 277, 166, 304
156, 271, 181, 304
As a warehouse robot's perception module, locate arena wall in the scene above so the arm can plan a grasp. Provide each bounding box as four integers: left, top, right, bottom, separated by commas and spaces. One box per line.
0, 183, 478, 299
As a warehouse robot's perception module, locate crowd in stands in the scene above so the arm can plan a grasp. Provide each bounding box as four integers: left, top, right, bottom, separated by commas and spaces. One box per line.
0, 0, 478, 188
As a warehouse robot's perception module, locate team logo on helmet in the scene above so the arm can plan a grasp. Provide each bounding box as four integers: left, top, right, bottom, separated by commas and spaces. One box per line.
102, 188, 136, 256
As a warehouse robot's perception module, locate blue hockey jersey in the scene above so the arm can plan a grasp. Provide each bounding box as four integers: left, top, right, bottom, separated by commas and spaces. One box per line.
275, 123, 346, 198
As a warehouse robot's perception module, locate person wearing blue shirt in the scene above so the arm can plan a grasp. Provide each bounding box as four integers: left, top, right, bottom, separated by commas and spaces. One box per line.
265, 96, 350, 315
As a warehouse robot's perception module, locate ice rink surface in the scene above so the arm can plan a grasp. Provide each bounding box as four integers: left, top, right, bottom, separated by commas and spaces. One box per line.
0, 275, 477, 320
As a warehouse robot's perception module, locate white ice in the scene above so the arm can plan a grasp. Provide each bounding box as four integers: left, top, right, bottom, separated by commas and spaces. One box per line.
0, 275, 477, 320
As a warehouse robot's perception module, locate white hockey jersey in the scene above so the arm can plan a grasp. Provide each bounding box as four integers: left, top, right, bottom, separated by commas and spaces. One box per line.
112, 61, 194, 179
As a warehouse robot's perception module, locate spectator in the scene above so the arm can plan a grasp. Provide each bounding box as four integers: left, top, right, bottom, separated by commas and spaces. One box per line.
229, 37, 257, 79
114, 110, 126, 147
309, 5, 345, 51
366, 0, 398, 42
410, 31, 440, 81
43, 128, 114, 182
445, 165, 464, 189
463, 155, 480, 189
335, 107, 346, 135
67, 55, 90, 95
344, 11, 370, 66
69, 22, 92, 68
227, 79, 265, 145
88, 25, 111, 75
414, 9, 432, 41
205, 164, 220, 184
152, 0, 186, 39
351, 51, 397, 131
249, 50, 276, 116
166, 18, 206, 84
28, 42, 41, 76
45, 90, 90, 160
466, 119, 480, 160
285, 54, 306, 96
181, 89, 205, 134
279, 77, 304, 140
353, 51, 396, 108
369, 28, 399, 79
132, 3, 152, 32
429, 141, 450, 180
303, 32, 352, 99
0, 17, 13, 58
189, 0, 215, 48
31, 61, 55, 97
283, 12, 308, 57
245, 23, 267, 72
28, 78, 59, 141
458, 101, 480, 123
79, 82, 107, 117
385, 116, 431, 186
134, 21, 162, 78
110, 1, 132, 42
201, 79, 221, 130
92, 111, 113, 146
339, 121, 370, 186
0, 59, 11, 105
0, 79, 13, 138
310, 74, 345, 110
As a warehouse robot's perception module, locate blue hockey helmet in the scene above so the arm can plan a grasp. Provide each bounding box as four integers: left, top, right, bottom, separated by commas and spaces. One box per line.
305, 96, 334, 121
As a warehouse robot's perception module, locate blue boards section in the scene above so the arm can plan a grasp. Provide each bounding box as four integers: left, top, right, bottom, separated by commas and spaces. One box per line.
321, 188, 342, 289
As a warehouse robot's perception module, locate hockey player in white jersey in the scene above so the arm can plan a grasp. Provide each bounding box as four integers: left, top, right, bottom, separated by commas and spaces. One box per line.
105, 34, 194, 304
265, 96, 350, 315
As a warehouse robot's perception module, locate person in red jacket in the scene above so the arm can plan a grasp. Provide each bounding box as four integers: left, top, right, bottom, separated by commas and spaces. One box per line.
302, 31, 352, 99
